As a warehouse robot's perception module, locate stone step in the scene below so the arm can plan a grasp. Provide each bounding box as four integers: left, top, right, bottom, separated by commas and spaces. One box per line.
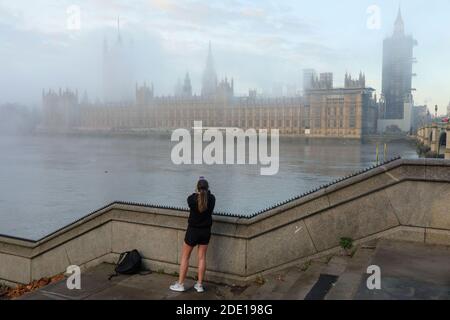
281, 261, 327, 300
241, 260, 327, 300
241, 272, 284, 300
279, 255, 350, 300
325, 246, 377, 300
322, 255, 351, 276
270, 265, 310, 296
242, 254, 352, 300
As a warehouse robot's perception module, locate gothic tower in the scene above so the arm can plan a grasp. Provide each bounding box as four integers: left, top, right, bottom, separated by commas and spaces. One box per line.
182, 73, 192, 97
381, 8, 417, 119
393, 8, 405, 36
102, 17, 133, 104
201, 41, 218, 97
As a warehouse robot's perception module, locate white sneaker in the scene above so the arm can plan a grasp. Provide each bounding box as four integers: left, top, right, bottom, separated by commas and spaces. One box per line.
169, 282, 185, 292
194, 282, 205, 293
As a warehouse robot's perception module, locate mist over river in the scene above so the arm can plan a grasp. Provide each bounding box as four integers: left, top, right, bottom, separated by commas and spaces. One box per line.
0, 134, 417, 240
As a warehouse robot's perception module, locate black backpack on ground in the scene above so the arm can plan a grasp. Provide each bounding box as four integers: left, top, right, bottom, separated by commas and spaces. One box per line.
108, 249, 150, 280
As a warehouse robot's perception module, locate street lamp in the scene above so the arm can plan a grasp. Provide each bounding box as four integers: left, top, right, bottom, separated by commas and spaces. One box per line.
435, 105, 438, 119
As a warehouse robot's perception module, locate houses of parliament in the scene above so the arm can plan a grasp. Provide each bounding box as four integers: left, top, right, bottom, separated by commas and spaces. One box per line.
41, 26, 378, 139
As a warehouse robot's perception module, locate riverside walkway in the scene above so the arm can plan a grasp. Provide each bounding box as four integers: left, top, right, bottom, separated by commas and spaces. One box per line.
17, 239, 450, 300
1, 158, 449, 298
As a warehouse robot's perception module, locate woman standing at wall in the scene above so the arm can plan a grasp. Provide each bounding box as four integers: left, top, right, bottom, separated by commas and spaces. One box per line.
170, 177, 215, 293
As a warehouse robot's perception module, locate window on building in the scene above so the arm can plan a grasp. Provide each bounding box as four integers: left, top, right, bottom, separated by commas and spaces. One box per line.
349, 105, 356, 128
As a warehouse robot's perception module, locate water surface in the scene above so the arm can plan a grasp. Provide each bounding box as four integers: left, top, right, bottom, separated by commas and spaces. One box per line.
0, 134, 417, 240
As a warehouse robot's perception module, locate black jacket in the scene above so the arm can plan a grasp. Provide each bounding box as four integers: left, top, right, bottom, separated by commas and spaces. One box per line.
187, 191, 216, 228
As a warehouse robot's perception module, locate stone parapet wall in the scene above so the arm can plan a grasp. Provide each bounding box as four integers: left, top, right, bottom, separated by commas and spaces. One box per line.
1, 159, 449, 285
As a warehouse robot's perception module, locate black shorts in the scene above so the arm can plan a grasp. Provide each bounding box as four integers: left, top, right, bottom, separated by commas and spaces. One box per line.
184, 226, 211, 247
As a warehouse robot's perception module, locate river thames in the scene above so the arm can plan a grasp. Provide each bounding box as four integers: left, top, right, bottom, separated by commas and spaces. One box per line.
0, 134, 417, 240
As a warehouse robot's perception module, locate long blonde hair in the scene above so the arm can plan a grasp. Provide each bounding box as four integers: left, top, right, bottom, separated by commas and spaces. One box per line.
197, 179, 209, 213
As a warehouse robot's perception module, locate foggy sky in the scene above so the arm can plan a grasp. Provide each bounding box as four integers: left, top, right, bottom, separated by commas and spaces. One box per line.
0, 0, 449, 114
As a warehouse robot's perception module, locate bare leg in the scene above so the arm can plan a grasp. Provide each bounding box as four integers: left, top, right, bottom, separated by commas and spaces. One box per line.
178, 242, 194, 284
197, 244, 208, 284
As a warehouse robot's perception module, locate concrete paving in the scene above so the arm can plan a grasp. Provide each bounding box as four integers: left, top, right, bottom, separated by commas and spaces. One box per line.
18, 263, 247, 300
16, 240, 450, 300
354, 240, 450, 300
17, 260, 332, 300
326, 246, 376, 300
